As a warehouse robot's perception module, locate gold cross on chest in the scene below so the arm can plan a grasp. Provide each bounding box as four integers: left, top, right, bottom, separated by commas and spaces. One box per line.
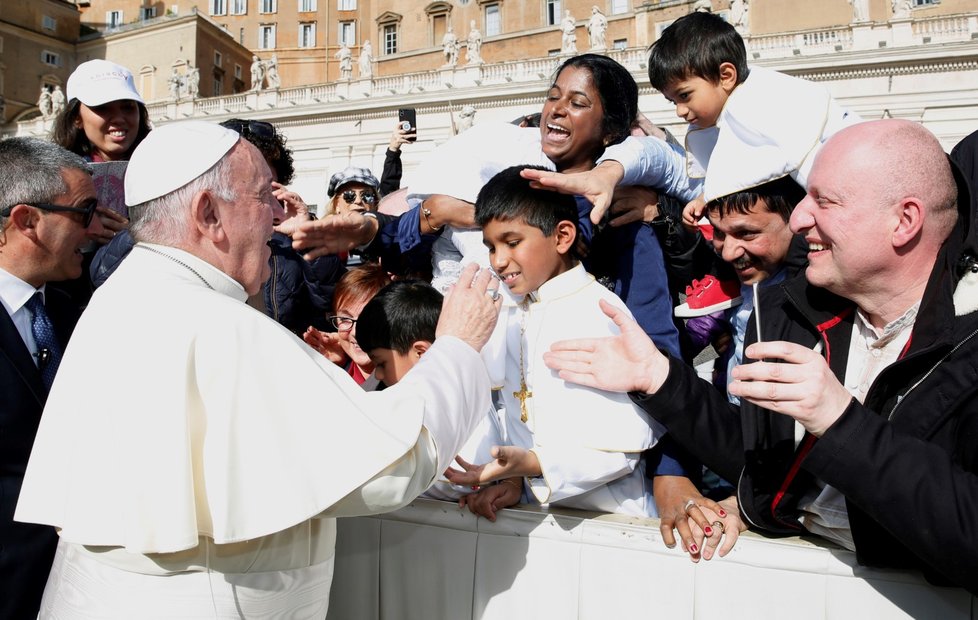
515, 297, 533, 423
513, 380, 532, 423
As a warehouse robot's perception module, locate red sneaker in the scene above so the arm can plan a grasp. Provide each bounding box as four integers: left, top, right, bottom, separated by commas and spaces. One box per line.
698, 222, 715, 242
674, 275, 742, 318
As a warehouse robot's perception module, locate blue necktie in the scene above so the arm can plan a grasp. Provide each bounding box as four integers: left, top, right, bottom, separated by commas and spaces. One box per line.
25, 292, 62, 391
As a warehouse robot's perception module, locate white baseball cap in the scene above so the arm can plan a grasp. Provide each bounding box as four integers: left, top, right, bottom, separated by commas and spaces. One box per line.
125, 121, 240, 206
67, 60, 144, 107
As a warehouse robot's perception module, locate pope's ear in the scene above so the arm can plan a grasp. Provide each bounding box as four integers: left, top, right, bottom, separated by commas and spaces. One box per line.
554, 219, 577, 255
190, 190, 225, 242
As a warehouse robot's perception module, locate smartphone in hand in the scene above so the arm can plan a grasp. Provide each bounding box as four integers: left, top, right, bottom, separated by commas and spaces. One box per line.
752, 282, 762, 344
398, 108, 418, 142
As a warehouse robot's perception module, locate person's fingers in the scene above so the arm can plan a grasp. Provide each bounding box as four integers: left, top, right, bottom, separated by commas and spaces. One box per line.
588, 201, 611, 226
608, 212, 640, 228
96, 206, 128, 223
672, 510, 699, 559
469, 265, 493, 293
547, 337, 598, 354
659, 518, 677, 549
742, 341, 817, 365
686, 502, 714, 537
491, 445, 515, 461
687, 509, 709, 562
718, 527, 739, 557
598, 298, 631, 327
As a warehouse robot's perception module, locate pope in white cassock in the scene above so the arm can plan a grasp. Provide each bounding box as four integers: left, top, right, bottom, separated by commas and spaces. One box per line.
15, 121, 501, 618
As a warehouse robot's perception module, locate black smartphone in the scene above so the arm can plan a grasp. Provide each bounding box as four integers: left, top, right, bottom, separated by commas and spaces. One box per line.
398, 108, 417, 142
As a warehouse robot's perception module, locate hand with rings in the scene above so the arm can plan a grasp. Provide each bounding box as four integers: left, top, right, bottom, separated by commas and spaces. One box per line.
690, 496, 746, 561
653, 476, 746, 562
435, 263, 502, 352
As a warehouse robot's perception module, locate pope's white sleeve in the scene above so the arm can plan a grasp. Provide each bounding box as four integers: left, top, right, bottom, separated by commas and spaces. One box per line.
527, 446, 638, 505
317, 335, 491, 517
393, 335, 492, 476
422, 407, 501, 501
597, 136, 703, 202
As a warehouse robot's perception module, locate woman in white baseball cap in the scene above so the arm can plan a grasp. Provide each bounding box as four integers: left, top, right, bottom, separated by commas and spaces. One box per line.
51, 59, 152, 162
48, 60, 152, 313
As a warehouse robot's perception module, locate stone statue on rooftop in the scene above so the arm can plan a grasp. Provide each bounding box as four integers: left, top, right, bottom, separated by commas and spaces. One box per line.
335, 43, 353, 80
186, 65, 200, 98
561, 10, 578, 54
250, 55, 265, 91
466, 20, 483, 65
358, 41, 373, 79
38, 87, 53, 119
50, 85, 66, 117
587, 6, 607, 51
443, 24, 460, 66
265, 55, 281, 89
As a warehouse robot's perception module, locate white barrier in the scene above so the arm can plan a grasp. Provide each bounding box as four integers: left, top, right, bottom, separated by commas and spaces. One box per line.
327, 498, 974, 620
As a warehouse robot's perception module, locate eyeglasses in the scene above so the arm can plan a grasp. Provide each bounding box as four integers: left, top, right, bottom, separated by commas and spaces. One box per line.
341, 189, 378, 207
1, 198, 99, 227
329, 315, 357, 331
222, 119, 276, 140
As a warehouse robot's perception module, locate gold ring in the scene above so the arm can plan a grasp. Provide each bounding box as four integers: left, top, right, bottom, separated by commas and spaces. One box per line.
712, 520, 725, 535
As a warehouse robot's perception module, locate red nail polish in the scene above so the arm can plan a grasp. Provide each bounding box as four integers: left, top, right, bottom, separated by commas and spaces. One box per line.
718, 509, 727, 517
690, 544, 698, 553
704, 527, 713, 536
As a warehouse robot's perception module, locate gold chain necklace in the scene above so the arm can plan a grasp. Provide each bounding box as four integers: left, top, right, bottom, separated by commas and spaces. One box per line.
514, 299, 533, 423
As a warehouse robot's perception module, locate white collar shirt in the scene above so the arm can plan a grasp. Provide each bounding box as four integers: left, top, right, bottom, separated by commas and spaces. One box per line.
798, 301, 919, 551
0, 266, 46, 366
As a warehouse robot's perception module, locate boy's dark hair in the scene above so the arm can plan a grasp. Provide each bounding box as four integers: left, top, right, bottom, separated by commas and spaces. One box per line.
475, 165, 579, 237
648, 12, 749, 91
706, 176, 806, 222
552, 54, 637, 148
355, 280, 443, 354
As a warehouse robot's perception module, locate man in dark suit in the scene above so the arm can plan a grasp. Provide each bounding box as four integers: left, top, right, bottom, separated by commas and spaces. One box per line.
0, 138, 103, 619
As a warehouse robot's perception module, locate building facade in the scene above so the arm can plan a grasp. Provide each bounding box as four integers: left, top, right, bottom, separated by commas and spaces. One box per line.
75, 13, 255, 102
68, 0, 976, 88
0, 0, 82, 123
8, 1, 978, 212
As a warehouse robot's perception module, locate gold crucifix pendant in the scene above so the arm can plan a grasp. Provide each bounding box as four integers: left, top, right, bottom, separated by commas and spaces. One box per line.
514, 381, 532, 423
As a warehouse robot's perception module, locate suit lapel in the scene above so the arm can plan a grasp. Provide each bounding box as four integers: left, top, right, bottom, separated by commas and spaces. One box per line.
0, 306, 46, 405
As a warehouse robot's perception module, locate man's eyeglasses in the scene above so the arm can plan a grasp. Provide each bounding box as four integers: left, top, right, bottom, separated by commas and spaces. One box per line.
0, 198, 99, 227
329, 315, 357, 331
341, 189, 378, 207
222, 119, 276, 140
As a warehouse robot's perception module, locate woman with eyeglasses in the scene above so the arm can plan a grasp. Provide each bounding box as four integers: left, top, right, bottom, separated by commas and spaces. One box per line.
303, 264, 391, 389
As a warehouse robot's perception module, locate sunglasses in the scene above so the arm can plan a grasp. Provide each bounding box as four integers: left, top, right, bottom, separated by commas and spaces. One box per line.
223, 119, 276, 140
329, 315, 357, 331
341, 189, 378, 206
1, 198, 99, 227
